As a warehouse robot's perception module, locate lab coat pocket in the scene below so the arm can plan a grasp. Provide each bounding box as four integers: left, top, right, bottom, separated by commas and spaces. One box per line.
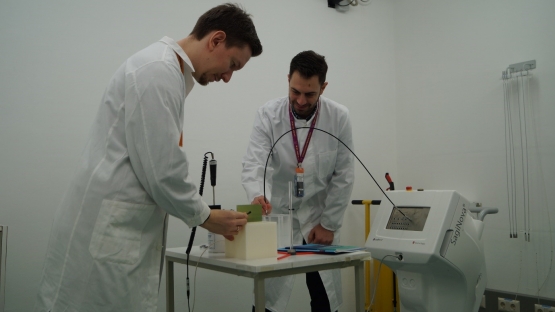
89, 199, 155, 265
317, 150, 337, 180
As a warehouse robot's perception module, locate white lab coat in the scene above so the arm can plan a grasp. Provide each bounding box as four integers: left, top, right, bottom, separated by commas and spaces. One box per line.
34, 37, 211, 312
242, 96, 355, 312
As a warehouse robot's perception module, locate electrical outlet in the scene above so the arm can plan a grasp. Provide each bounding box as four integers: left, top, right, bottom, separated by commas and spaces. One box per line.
498, 298, 520, 312
534, 304, 546, 312
481, 295, 486, 308
534, 304, 555, 312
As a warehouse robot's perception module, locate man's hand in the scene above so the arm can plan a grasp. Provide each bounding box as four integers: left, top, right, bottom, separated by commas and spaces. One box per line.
251, 195, 272, 215
307, 224, 334, 245
199, 209, 248, 241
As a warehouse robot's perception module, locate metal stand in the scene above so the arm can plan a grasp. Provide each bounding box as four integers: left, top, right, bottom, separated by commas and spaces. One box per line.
287, 182, 296, 255
0, 225, 7, 312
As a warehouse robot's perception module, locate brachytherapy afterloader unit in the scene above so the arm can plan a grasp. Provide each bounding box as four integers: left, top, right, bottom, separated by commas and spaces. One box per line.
365, 190, 497, 312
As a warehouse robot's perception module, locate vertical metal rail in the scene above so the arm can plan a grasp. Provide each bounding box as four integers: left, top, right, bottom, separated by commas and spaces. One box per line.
0, 225, 7, 312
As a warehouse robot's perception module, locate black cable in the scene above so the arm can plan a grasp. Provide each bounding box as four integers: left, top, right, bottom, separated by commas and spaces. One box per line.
199, 153, 211, 197
262, 127, 397, 209
185, 225, 195, 312
392, 272, 397, 310
186, 151, 213, 312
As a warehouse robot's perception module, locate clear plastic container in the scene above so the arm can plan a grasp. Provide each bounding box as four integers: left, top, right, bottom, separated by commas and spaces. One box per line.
208, 231, 225, 253
262, 214, 291, 248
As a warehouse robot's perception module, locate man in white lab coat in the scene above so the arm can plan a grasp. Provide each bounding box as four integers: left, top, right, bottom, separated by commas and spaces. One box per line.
34, 4, 262, 312
242, 51, 355, 312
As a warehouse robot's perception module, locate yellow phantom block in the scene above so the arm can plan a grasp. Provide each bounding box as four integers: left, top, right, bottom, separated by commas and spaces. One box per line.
225, 222, 277, 260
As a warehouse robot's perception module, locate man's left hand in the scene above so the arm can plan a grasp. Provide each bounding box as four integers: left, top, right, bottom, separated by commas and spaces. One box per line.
307, 224, 334, 245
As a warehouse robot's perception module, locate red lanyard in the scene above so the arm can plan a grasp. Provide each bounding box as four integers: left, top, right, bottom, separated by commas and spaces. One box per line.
288, 101, 319, 167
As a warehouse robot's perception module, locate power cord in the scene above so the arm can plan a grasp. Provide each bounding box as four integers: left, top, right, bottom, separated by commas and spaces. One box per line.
366, 254, 402, 312
190, 240, 221, 312
262, 126, 398, 211
186, 152, 214, 312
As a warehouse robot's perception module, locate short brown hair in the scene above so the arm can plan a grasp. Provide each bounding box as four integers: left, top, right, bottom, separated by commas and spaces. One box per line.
190, 3, 262, 57
289, 51, 328, 85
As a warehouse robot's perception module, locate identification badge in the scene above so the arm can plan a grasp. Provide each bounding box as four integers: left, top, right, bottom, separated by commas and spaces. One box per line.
294, 167, 304, 198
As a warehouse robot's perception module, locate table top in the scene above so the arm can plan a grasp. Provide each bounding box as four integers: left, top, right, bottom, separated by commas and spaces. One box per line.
166, 246, 372, 274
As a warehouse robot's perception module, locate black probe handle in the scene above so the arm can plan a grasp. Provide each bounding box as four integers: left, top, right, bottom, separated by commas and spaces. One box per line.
209, 159, 217, 187
185, 227, 196, 254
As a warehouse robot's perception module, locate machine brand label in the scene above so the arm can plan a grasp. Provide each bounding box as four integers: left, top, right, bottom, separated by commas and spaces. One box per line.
450, 207, 466, 246
412, 241, 425, 245
372, 238, 383, 242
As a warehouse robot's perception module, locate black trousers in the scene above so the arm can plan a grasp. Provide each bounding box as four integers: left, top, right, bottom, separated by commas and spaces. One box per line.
251, 240, 336, 312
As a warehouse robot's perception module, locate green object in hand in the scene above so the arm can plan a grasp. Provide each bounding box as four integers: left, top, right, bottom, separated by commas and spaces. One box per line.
237, 204, 262, 222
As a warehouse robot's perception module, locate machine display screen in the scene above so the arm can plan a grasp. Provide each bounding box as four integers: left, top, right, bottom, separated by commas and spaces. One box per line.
386, 206, 430, 231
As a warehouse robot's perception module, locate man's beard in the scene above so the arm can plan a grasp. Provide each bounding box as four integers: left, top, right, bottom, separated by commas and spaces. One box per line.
196, 74, 209, 86
290, 96, 319, 118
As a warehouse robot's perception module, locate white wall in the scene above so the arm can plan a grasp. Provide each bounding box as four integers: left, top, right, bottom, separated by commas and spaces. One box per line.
3, 0, 553, 311
394, 0, 555, 299
0, 0, 396, 311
